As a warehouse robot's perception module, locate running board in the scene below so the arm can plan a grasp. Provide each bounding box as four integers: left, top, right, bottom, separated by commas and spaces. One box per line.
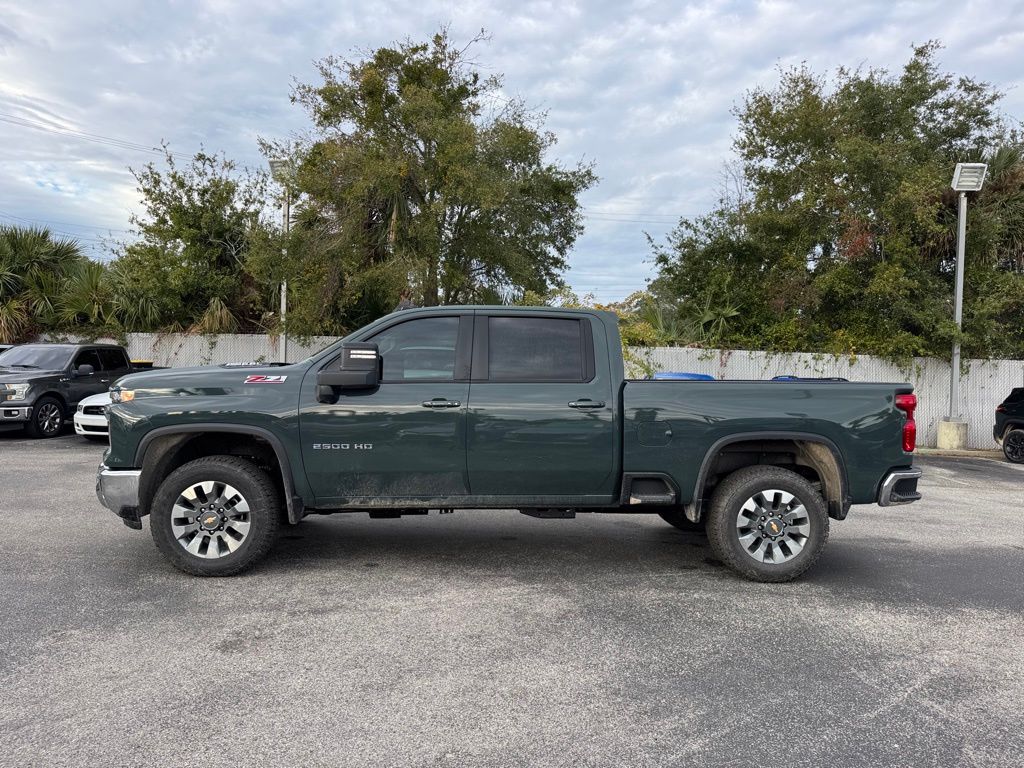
519, 508, 576, 519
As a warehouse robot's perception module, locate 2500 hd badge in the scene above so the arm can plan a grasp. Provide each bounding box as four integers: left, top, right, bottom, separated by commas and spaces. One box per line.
312, 443, 373, 450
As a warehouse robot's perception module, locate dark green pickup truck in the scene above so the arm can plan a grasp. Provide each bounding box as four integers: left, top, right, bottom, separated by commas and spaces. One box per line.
97, 306, 921, 582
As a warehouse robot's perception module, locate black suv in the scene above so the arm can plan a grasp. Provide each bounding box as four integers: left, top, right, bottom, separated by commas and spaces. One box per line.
995, 388, 1024, 463
0, 343, 134, 438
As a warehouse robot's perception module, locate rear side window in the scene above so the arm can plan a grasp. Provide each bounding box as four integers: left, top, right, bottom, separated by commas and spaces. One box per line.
98, 349, 128, 371
488, 317, 584, 382
370, 317, 459, 381
1005, 388, 1024, 405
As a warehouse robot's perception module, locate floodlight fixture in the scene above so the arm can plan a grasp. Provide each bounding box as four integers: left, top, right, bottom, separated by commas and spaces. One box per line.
951, 162, 987, 192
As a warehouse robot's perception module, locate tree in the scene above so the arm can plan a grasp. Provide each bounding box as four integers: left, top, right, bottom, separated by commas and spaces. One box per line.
650, 43, 1024, 360
267, 29, 595, 334
0, 225, 108, 342
109, 149, 275, 332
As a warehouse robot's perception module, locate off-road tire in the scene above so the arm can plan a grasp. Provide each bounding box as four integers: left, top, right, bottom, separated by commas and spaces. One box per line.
25, 396, 65, 439
706, 465, 829, 583
150, 456, 281, 576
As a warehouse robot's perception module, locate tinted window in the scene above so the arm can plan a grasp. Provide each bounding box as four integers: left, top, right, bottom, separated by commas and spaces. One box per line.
371, 317, 459, 381
488, 317, 583, 382
98, 348, 128, 371
0, 345, 73, 370
73, 350, 103, 372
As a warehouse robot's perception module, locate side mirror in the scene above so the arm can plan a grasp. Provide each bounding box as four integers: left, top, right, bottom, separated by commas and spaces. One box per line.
75, 364, 95, 377
317, 343, 380, 402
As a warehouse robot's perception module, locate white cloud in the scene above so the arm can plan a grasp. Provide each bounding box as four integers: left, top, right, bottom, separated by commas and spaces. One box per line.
0, 0, 1021, 299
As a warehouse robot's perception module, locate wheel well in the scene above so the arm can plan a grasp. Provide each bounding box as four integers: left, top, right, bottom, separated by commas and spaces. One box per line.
36, 392, 68, 411
137, 432, 288, 520
696, 439, 848, 520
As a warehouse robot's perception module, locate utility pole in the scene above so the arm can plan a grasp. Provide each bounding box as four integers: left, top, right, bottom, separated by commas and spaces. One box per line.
939, 162, 988, 450
949, 190, 966, 419
281, 186, 290, 364
268, 158, 294, 364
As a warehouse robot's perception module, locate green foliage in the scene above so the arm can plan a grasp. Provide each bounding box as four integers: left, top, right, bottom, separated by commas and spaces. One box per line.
266, 29, 596, 335
0, 225, 114, 342
650, 43, 1024, 361
108, 148, 274, 333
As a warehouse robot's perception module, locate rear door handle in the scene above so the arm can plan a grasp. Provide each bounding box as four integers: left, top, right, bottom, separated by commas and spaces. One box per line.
422, 399, 461, 408
568, 399, 606, 409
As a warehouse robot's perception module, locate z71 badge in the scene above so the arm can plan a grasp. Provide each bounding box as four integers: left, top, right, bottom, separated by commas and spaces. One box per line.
245, 375, 288, 384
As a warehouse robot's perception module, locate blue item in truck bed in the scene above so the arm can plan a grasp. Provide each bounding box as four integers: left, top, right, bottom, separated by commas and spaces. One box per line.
652, 372, 715, 380
771, 376, 849, 382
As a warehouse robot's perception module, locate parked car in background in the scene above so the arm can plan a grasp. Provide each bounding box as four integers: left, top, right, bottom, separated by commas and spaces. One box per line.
994, 388, 1024, 463
74, 391, 111, 441
0, 343, 139, 438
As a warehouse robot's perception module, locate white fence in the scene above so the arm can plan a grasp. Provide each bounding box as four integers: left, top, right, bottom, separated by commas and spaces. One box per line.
47, 332, 1022, 450
639, 347, 1023, 450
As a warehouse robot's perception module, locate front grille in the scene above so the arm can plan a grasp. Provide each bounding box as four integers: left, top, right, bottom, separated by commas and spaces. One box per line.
83, 406, 106, 415
82, 424, 107, 433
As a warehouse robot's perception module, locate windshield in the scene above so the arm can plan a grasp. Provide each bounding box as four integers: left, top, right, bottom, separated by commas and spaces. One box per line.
0, 345, 74, 370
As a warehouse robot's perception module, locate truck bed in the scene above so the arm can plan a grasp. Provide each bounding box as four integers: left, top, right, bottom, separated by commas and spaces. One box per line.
622, 379, 914, 506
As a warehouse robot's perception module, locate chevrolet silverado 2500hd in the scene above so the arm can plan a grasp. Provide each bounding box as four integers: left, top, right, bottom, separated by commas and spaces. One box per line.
96, 306, 921, 582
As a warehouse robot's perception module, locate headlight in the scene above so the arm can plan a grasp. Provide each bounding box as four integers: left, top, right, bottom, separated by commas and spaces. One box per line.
77, 404, 85, 413
110, 389, 135, 403
0, 383, 29, 401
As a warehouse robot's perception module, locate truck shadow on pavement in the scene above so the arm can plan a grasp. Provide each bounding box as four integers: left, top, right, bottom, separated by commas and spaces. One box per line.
243, 513, 1024, 615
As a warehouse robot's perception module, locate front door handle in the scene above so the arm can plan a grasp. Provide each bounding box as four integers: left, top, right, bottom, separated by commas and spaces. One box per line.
568, 399, 606, 409
422, 398, 461, 408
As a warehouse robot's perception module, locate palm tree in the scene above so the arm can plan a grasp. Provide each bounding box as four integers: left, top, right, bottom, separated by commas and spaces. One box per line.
0, 225, 89, 342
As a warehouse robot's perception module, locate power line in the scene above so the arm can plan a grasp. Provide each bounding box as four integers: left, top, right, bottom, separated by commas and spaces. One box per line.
0, 209, 130, 234
0, 112, 192, 161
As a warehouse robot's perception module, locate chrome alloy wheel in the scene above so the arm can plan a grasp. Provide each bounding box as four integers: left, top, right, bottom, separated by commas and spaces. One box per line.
736, 489, 810, 564
37, 402, 62, 435
170, 481, 251, 559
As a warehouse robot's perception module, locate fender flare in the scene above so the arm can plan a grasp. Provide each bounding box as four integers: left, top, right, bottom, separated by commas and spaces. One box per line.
690, 431, 850, 521
135, 424, 303, 524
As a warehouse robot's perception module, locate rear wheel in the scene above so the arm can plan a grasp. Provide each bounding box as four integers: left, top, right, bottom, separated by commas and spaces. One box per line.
657, 508, 705, 534
705, 465, 829, 582
1004, 428, 1024, 464
150, 456, 281, 576
25, 397, 65, 439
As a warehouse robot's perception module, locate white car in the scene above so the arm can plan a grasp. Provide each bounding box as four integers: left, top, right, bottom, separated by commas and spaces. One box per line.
74, 391, 111, 440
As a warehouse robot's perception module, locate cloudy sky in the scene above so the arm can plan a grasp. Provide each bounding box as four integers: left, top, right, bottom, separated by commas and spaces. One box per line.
1, 0, 1022, 301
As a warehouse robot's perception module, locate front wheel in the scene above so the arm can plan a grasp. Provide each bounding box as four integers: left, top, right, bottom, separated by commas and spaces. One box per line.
25, 396, 65, 438
1003, 428, 1024, 464
705, 465, 829, 583
150, 456, 281, 576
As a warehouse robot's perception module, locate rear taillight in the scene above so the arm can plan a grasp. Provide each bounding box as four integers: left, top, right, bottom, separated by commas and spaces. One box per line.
896, 393, 917, 452
996, 404, 1007, 413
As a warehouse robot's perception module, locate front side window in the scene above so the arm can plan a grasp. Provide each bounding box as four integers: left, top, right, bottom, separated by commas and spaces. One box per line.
74, 350, 103, 372
488, 317, 583, 382
370, 317, 459, 381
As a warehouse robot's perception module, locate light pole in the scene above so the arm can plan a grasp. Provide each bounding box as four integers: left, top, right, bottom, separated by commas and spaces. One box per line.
268, 158, 294, 363
938, 162, 987, 449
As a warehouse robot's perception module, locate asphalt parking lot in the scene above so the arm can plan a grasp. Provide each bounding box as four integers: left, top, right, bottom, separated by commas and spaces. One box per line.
1, 427, 1023, 767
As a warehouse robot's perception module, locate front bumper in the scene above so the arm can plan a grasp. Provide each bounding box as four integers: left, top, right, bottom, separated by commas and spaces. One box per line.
96, 464, 142, 528
75, 412, 109, 436
1, 406, 31, 423
877, 468, 922, 506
